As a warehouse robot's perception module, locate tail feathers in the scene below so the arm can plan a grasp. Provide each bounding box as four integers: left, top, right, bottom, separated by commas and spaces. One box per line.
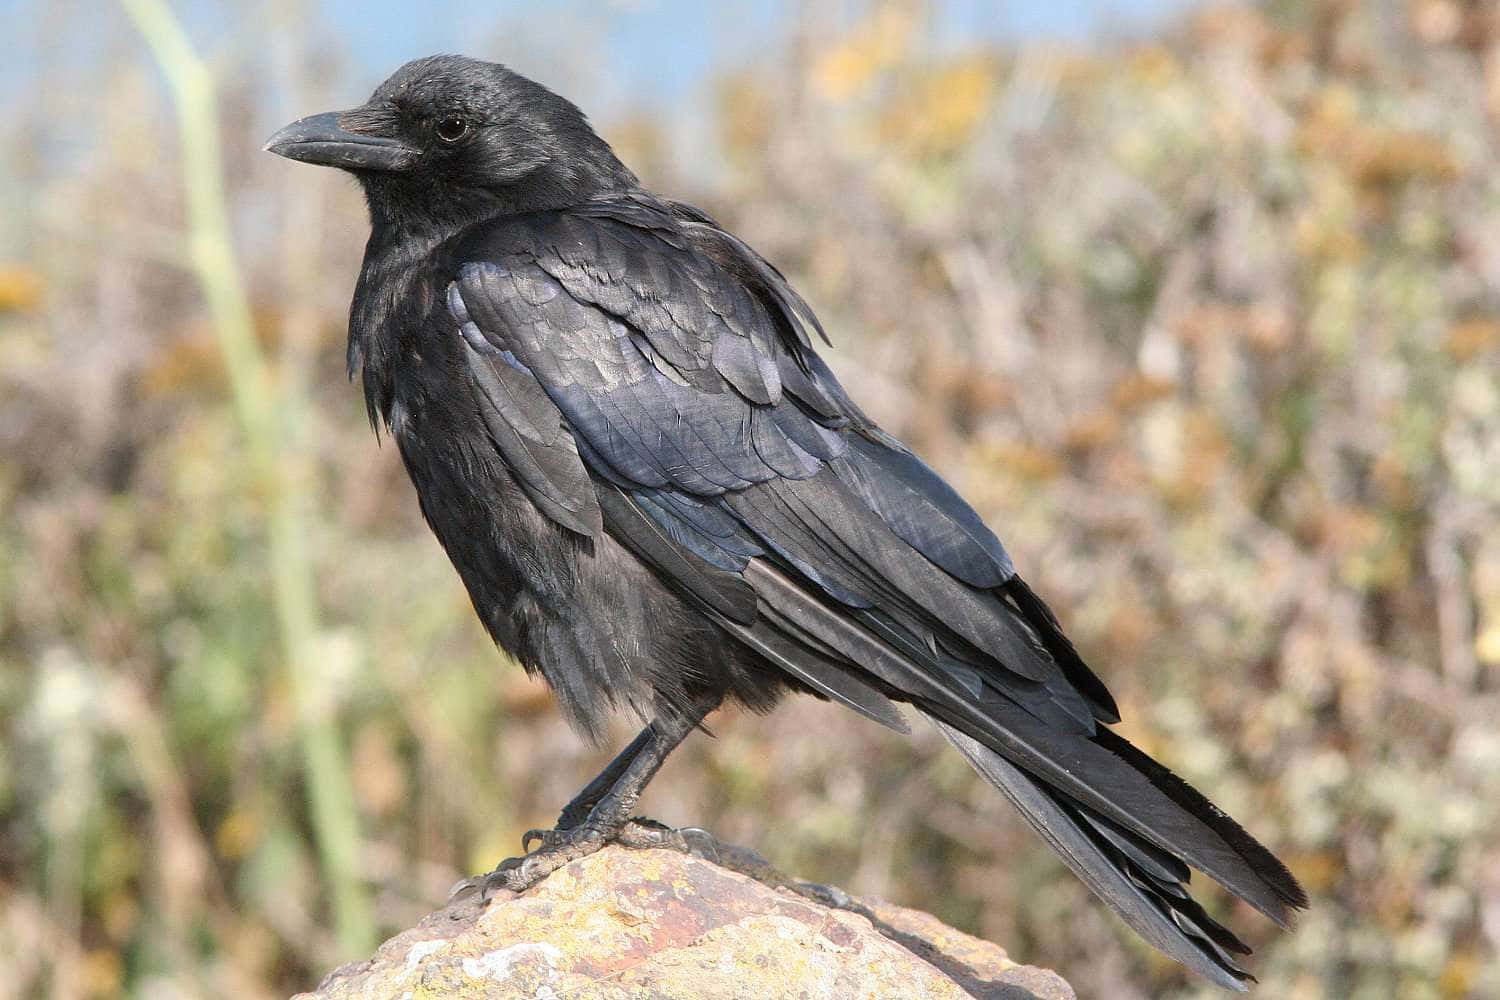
936, 720, 1276, 991
1094, 726, 1307, 916
1002, 578, 1120, 723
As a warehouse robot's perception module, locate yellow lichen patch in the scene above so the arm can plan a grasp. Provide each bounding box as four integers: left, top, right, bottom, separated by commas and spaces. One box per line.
293, 847, 1073, 999
615, 911, 969, 1000
607, 890, 650, 926
625, 848, 670, 883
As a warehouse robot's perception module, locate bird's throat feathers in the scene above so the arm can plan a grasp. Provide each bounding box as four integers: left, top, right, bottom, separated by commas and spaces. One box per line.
348, 232, 434, 432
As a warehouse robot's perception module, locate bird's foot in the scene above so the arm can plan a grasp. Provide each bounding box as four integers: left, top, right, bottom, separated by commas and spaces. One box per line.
610, 816, 723, 862
483, 817, 721, 895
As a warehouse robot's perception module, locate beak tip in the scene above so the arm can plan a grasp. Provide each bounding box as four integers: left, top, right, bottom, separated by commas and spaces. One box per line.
262, 125, 300, 159
262, 111, 414, 171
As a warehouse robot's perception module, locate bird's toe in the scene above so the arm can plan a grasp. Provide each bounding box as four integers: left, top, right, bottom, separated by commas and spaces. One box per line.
615, 817, 723, 862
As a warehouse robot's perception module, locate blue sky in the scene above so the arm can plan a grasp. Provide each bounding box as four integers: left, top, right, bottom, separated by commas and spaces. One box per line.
7, 1, 1200, 118
310, 0, 1199, 105
327, 0, 1202, 119
0, 0, 1200, 200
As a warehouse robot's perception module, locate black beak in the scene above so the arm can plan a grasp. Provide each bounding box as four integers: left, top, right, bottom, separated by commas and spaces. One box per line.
264, 110, 418, 172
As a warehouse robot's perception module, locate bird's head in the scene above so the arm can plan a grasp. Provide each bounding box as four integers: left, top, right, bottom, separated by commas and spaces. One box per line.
266, 55, 636, 235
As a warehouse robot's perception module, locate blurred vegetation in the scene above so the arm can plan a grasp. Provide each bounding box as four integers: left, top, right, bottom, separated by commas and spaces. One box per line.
3, 1, 1499, 998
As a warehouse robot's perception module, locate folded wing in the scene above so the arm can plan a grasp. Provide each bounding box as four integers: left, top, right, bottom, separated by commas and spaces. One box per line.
444, 196, 1305, 987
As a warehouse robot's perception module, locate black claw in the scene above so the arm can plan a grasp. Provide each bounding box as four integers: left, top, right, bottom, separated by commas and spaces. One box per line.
678, 826, 722, 862
628, 815, 670, 831
609, 818, 724, 861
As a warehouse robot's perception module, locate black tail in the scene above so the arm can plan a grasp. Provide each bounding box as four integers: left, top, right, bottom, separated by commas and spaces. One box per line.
933, 719, 1305, 990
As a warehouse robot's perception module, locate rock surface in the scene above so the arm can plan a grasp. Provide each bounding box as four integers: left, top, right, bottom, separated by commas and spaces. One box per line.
296, 844, 1074, 1000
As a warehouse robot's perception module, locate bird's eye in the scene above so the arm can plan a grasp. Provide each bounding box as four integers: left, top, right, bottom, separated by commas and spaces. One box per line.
435, 115, 469, 143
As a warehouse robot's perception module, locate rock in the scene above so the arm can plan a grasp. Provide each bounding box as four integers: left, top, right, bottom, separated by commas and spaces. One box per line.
296, 844, 1074, 1000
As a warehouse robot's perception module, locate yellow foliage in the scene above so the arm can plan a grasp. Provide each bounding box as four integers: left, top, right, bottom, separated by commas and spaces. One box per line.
717, 74, 773, 159
0, 266, 43, 311
1187, 3, 1272, 49
1439, 951, 1482, 999
1300, 85, 1460, 192
81, 949, 124, 998
1062, 408, 1122, 453
811, 5, 916, 102
985, 441, 1062, 483
1155, 408, 1230, 506
215, 807, 261, 860
1476, 625, 1500, 667
351, 723, 406, 818
1444, 317, 1500, 360
1412, 0, 1463, 46
1321, 505, 1383, 555
1282, 849, 1341, 894
499, 667, 557, 717
1347, 130, 1459, 188
1175, 302, 1295, 353
1126, 44, 1180, 88
1102, 602, 1154, 660
879, 56, 996, 156
101, 891, 140, 943
1047, 49, 1107, 91
141, 333, 226, 397
1110, 372, 1175, 412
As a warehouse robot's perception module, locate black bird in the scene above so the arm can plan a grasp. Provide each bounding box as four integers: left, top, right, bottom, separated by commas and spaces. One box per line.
266, 55, 1304, 988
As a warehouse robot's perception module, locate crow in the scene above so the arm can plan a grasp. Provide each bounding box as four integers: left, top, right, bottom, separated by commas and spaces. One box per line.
266, 55, 1304, 988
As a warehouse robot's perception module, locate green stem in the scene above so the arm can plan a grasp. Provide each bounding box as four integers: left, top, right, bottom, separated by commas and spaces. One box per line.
120, 0, 374, 956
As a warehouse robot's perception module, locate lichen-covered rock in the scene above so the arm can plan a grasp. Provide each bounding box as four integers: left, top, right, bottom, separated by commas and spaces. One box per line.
296, 845, 1073, 1000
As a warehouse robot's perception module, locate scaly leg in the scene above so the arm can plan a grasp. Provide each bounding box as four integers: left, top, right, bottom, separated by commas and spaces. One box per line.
487, 700, 721, 892
551, 725, 655, 832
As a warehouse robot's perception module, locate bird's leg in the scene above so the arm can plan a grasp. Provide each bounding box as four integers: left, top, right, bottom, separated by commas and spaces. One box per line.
551, 725, 655, 831
486, 700, 720, 892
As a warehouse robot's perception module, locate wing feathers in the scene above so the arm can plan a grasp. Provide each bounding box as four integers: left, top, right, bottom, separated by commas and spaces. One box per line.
457, 322, 602, 538
832, 434, 1015, 588
441, 198, 1302, 986
593, 484, 757, 625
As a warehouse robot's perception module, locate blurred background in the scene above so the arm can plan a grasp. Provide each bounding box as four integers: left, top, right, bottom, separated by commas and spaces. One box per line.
3, 0, 1499, 997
